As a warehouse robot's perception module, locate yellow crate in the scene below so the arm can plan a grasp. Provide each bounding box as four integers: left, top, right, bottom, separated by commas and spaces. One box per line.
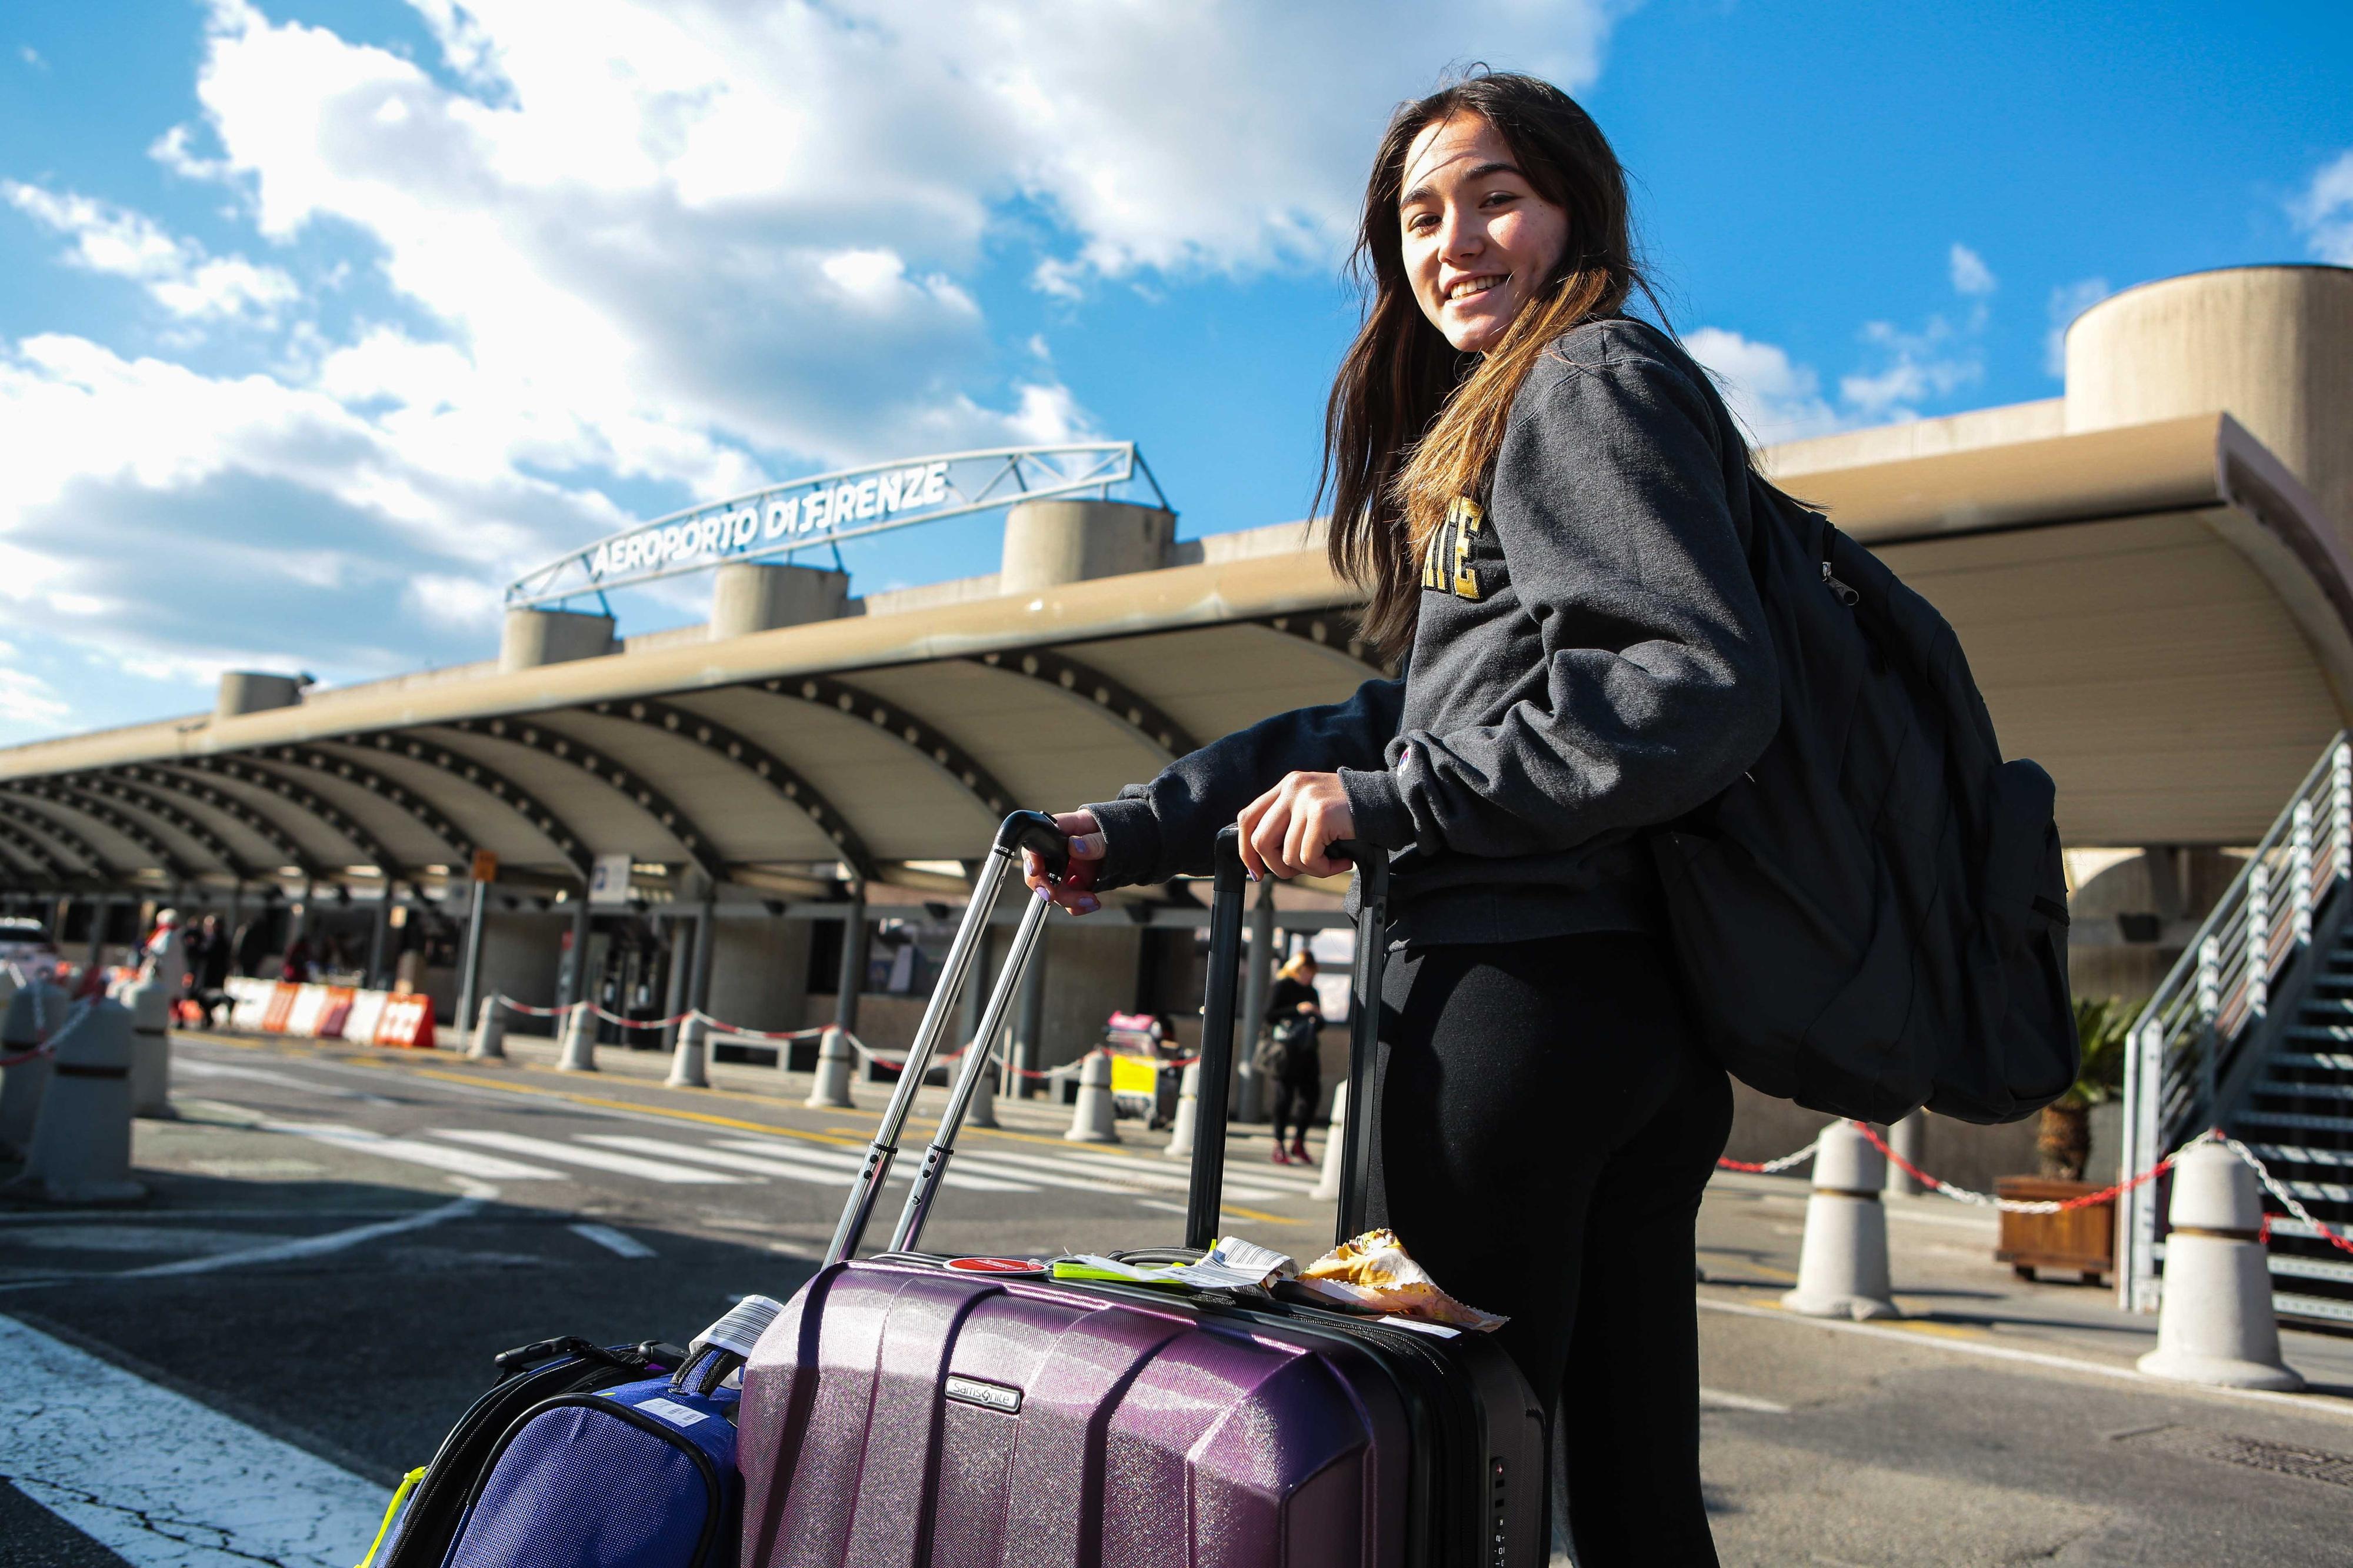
1109, 1054, 1161, 1096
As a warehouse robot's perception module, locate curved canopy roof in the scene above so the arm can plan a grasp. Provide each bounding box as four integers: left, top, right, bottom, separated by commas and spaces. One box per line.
0, 411, 2343, 900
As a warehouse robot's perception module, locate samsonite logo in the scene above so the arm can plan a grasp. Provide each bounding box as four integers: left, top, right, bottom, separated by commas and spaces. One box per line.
944, 1375, 1022, 1414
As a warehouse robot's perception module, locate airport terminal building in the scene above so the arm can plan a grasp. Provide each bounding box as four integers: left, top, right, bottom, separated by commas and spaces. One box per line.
2, 263, 2350, 1306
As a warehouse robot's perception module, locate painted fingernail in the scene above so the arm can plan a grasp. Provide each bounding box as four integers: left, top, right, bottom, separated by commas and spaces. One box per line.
1070, 832, 1105, 857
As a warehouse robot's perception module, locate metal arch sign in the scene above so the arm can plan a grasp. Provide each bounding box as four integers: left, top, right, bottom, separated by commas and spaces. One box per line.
505, 441, 1161, 608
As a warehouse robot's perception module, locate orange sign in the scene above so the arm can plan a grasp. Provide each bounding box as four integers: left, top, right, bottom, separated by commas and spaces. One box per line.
375, 994, 438, 1050
471, 850, 499, 883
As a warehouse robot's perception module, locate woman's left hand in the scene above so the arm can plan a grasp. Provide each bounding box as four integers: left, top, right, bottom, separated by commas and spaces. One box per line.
1236, 771, 1355, 880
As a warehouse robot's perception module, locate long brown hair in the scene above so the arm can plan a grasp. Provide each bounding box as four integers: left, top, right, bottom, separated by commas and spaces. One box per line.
1319, 72, 1658, 660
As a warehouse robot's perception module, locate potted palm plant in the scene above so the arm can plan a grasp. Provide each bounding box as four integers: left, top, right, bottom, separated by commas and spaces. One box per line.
1995, 997, 2134, 1282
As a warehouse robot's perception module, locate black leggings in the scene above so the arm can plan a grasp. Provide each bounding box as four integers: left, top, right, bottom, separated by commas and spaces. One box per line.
1363, 931, 1731, 1568
1269, 1077, 1319, 1148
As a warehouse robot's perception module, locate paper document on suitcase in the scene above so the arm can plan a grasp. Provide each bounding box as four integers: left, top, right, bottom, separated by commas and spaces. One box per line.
1048, 1235, 1295, 1291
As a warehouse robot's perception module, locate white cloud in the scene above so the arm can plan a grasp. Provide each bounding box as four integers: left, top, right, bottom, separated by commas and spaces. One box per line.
18, 45, 44, 71
1684, 327, 1843, 445
2290, 149, 2353, 265
2, 182, 296, 322
0, 0, 1625, 740
405, 574, 506, 630
1948, 242, 1997, 298
2044, 276, 2111, 378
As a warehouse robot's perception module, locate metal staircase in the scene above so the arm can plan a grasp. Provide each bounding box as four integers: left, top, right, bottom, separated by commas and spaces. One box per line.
2118, 733, 2353, 1326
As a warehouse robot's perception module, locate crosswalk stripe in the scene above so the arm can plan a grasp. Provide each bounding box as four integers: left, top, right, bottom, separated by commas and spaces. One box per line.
955, 1145, 1292, 1202
0, 1311, 384, 1566
1056, 1146, 1323, 1196
586, 1135, 1039, 1193
257, 1120, 561, 1180
431, 1129, 745, 1185
1032, 1145, 1323, 1194
569, 1222, 658, 1259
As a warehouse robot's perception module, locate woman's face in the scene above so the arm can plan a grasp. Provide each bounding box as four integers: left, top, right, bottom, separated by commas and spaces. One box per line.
1398, 112, 1569, 353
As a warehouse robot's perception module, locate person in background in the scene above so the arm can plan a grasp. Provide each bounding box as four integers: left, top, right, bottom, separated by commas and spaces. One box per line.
233, 916, 271, 980
281, 931, 315, 985
1261, 951, 1325, 1165
186, 913, 232, 1027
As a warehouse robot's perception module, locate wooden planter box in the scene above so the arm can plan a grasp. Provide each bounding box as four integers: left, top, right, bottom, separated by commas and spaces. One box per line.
1994, 1176, 2115, 1285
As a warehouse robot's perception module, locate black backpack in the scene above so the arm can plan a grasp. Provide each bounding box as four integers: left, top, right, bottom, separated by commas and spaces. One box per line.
1649, 476, 2078, 1125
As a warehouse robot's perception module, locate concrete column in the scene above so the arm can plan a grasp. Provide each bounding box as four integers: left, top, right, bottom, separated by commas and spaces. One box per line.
499, 608, 616, 673
366, 882, 394, 990
999, 499, 1175, 593
688, 897, 717, 1022
959, 925, 991, 1087
1884, 1113, 1927, 1197
709, 563, 848, 639
1012, 921, 1048, 1097
559, 893, 592, 1010
660, 912, 689, 1050
834, 898, 868, 1036
1237, 882, 1276, 1123
453, 879, 488, 1052
84, 895, 108, 972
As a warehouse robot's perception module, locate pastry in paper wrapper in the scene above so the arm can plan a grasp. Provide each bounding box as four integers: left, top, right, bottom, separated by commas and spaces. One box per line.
1295, 1229, 1508, 1331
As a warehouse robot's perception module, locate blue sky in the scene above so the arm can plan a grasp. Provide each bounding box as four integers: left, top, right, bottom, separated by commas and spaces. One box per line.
1, 0, 2348, 743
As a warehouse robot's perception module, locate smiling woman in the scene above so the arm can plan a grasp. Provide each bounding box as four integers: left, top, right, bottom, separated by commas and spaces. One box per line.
1029, 69, 1773, 1567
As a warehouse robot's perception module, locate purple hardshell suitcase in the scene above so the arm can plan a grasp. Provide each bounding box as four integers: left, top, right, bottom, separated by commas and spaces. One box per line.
738, 816, 1546, 1567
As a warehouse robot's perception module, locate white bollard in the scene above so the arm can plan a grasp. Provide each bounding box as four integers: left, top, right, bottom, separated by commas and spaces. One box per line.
1782, 1122, 1898, 1320
1311, 1079, 1349, 1202
805, 1025, 856, 1109
468, 996, 508, 1062
555, 1005, 598, 1072
1064, 1050, 1120, 1144
0, 976, 69, 1158
13, 999, 145, 1203
2137, 1142, 2303, 1390
122, 976, 175, 1119
1164, 1060, 1201, 1159
666, 1014, 710, 1089
964, 1041, 999, 1130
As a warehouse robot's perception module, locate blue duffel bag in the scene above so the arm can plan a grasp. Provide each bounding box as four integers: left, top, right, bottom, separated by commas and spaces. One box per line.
361, 1296, 781, 1568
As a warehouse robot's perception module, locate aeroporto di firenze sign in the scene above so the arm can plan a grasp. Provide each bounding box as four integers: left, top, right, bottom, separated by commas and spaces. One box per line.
505, 442, 1159, 608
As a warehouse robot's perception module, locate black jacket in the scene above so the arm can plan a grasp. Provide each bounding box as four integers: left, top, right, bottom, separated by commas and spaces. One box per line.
1085, 318, 1779, 947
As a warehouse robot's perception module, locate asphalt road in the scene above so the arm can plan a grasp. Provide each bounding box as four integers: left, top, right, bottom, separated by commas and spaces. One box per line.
4, 1030, 2353, 1566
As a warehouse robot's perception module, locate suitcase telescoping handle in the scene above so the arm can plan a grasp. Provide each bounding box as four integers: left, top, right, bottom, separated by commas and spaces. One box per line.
1190, 826, 1388, 1250
825, 811, 1073, 1265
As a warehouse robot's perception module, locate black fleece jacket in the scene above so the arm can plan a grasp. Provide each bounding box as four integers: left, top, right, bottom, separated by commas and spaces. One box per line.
1084, 316, 1781, 947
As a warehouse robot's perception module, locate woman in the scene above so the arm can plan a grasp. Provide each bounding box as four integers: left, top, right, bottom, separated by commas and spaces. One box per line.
1259, 952, 1325, 1166
1029, 72, 1777, 1563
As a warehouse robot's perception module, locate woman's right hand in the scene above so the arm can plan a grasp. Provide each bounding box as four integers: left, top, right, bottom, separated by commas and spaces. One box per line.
1023, 810, 1105, 916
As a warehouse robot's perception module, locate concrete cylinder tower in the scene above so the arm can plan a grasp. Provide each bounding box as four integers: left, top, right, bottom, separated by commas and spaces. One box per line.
499, 608, 616, 672
1000, 499, 1175, 594
2064, 265, 2353, 536
709, 563, 849, 639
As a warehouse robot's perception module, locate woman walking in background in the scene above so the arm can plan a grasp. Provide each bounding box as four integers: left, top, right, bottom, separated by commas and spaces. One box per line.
1027, 70, 1775, 1564
1261, 951, 1325, 1165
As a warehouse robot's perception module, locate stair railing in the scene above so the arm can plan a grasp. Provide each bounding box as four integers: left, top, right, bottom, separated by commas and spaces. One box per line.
2117, 732, 2349, 1312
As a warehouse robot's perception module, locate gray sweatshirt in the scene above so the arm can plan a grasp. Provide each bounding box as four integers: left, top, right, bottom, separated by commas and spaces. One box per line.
1083, 316, 1781, 946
